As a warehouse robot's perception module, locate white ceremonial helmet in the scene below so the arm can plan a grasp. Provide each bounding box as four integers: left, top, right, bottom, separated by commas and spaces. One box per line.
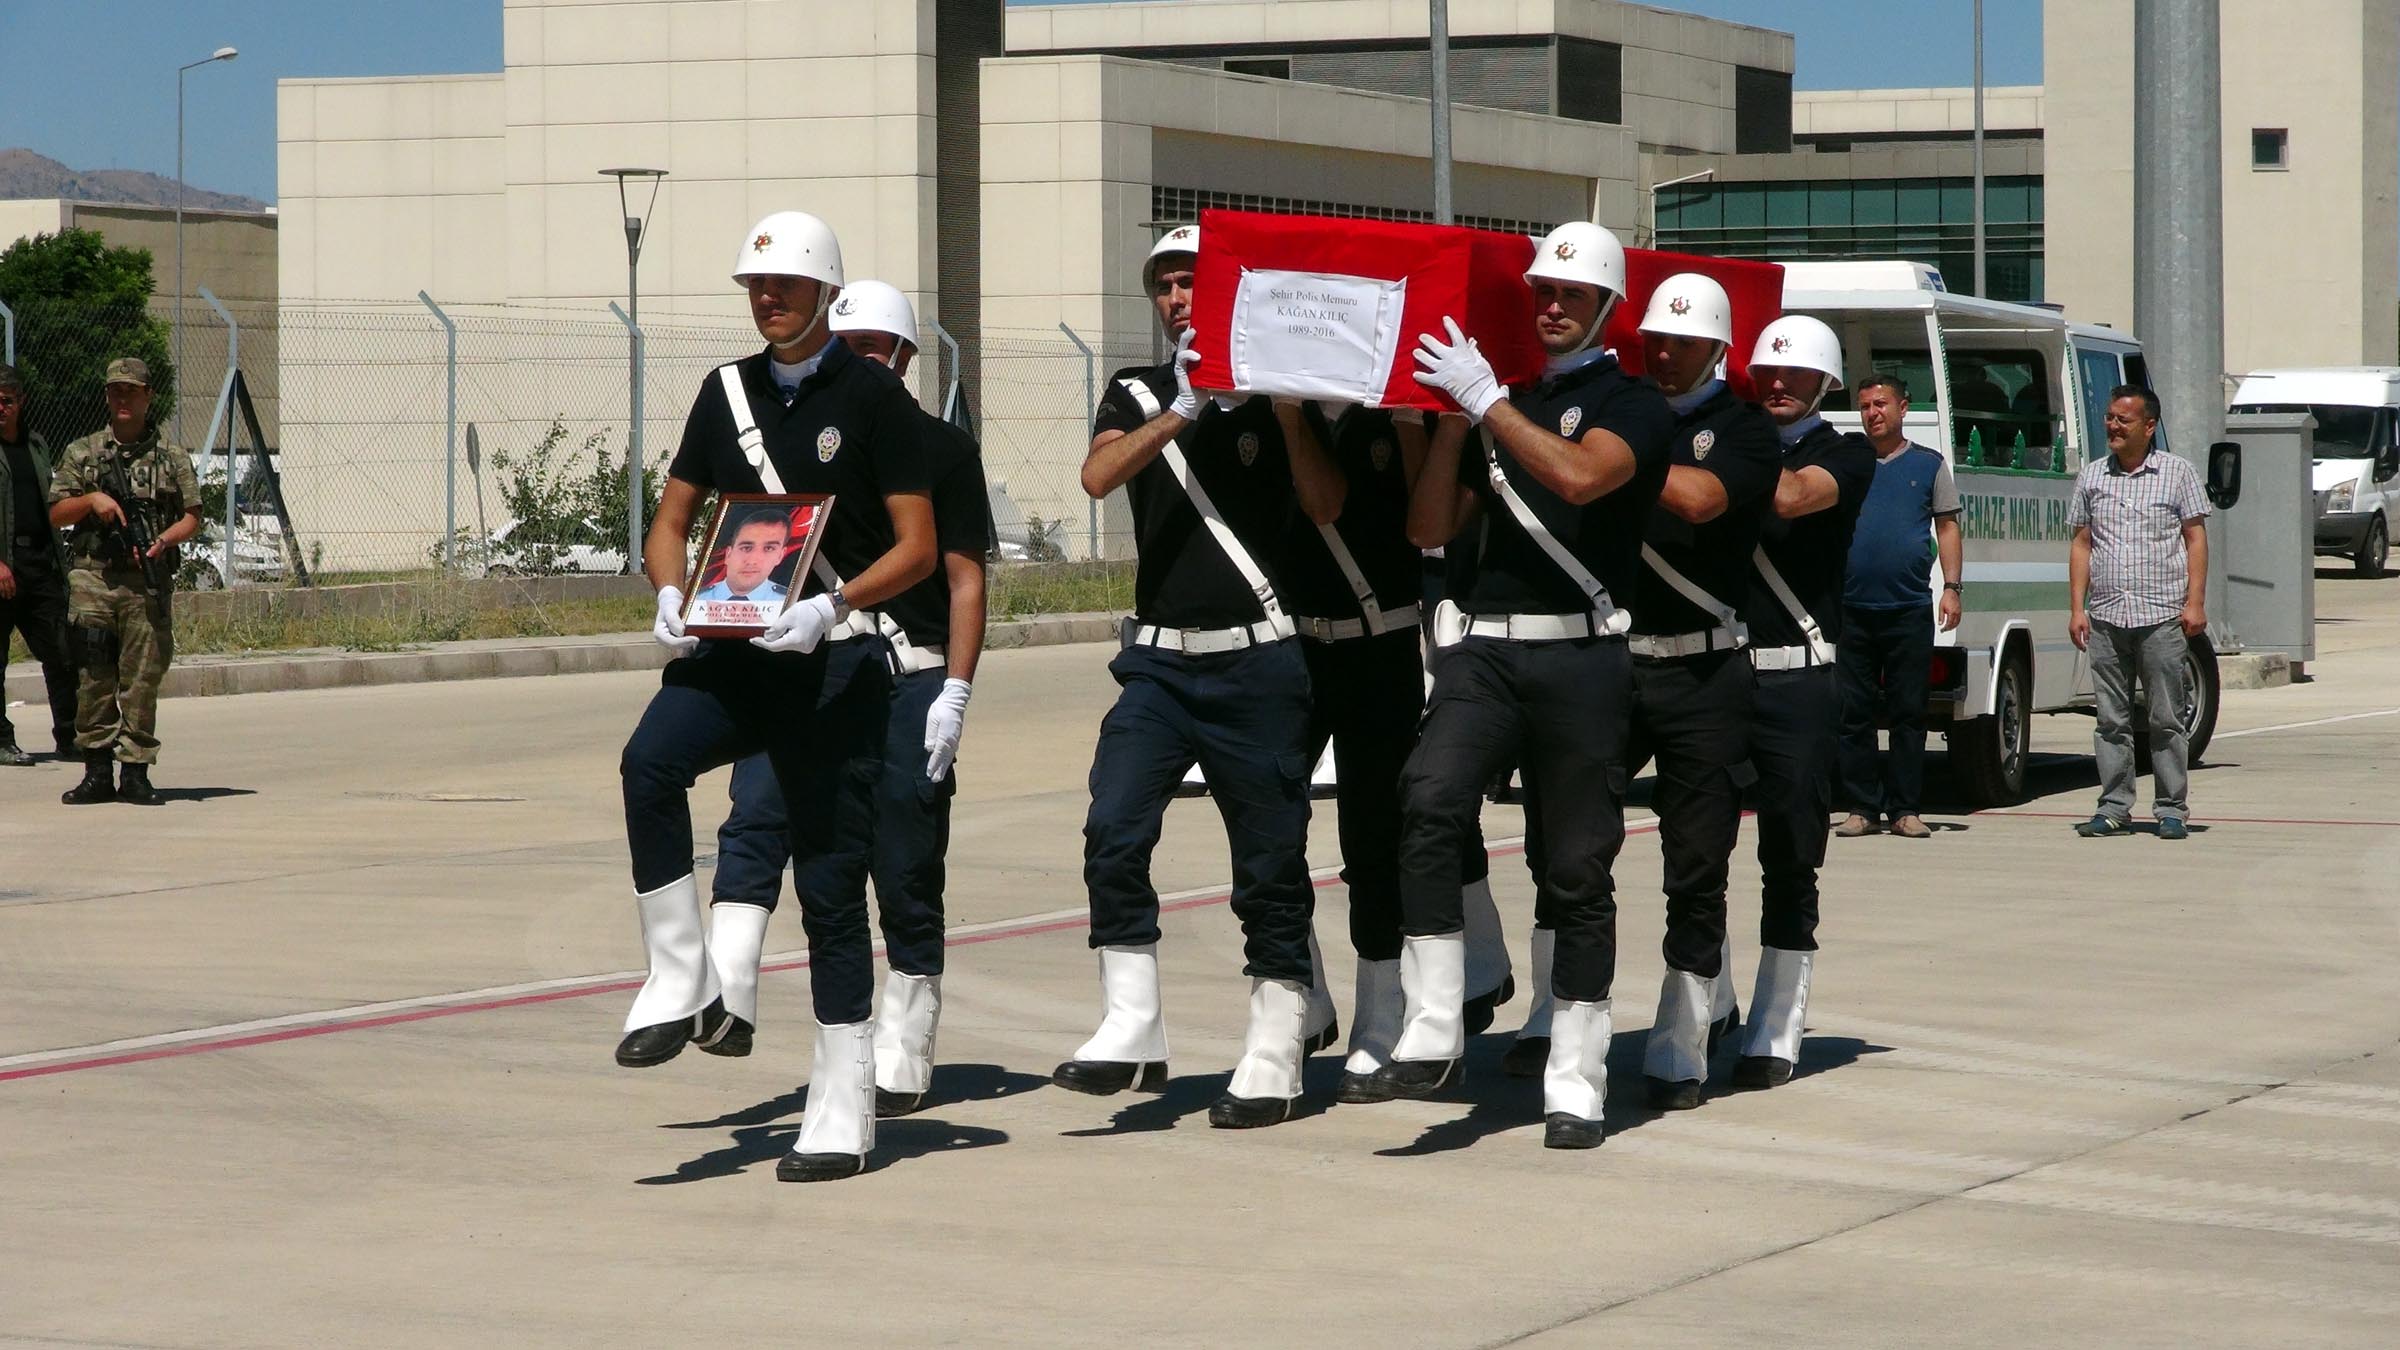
1637, 271, 1734, 345
1747, 314, 1844, 390
827, 279, 919, 350
732, 211, 845, 288
1143, 224, 1201, 287
1524, 221, 1628, 299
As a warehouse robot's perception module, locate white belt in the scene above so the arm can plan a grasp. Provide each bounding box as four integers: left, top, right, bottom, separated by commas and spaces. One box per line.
828, 608, 880, 643
1449, 612, 1620, 645
1748, 644, 1830, 672
1295, 607, 1422, 643
886, 635, 947, 675
1130, 617, 1295, 654
1627, 626, 1747, 660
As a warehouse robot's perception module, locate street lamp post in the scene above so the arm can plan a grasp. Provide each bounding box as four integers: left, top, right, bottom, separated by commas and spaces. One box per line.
176, 45, 238, 445
602, 168, 666, 574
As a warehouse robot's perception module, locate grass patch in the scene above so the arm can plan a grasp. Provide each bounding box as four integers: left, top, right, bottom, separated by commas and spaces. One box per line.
989, 561, 1134, 620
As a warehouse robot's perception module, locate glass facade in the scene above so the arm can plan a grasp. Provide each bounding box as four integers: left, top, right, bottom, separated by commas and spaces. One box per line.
1656, 175, 2046, 303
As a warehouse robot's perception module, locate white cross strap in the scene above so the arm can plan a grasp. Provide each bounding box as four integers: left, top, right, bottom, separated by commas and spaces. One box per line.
717, 364, 784, 494
1115, 375, 1292, 634
1483, 444, 1628, 635
1752, 545, 1835, 664
1640, 542, 1744, 639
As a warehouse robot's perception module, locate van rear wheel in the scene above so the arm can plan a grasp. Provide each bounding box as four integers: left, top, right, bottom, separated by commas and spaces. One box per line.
2136, 634, 2221, 768
2356, 514, 2388, 577
1949, 648, 2031, 806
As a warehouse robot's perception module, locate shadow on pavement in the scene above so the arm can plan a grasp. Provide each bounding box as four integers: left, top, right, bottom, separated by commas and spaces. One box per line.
637, 1063, 1036, 1183
147, 786, 257, 804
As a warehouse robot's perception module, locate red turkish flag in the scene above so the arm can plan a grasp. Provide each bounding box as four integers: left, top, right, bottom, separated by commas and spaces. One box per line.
1604, 250, 1786, 400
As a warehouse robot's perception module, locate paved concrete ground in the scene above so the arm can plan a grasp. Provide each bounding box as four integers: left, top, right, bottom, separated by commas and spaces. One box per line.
3, 582, 2397, 1348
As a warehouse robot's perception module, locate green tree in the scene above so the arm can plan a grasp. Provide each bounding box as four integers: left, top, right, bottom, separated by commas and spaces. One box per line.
0, 228, 175, 447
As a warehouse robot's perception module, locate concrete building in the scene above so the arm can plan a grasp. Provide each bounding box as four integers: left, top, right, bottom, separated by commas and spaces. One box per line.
2045, 0, 2398, 375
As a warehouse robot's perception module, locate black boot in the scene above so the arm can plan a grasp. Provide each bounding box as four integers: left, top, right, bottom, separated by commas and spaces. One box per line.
0, 738, 32, 767
61, 752, 115, 805
1207, 1092, 1294, 1129
1050, 1059, 1168, 1095
1731, 1056, 1794, 1090
1368, 1057, 1463, 1098
691, 1006, 752, 1058
1502, 1036, 1549, 1078
1544, 1113, 1607, 1150
117, 762, 158, 806
613, 997, 731, 1068
776, 1151, 866, 1183
1708, 1004, 1741, 1055
875, 1087, 928, 1119
1463, 974, 1516, 1036
1645, 1076, 1702, 1111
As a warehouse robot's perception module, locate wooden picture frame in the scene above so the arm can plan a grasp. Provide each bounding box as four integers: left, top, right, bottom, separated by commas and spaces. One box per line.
680, 491, 835, 639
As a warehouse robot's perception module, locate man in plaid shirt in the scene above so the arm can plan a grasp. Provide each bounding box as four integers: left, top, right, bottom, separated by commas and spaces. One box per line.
2067, 385, 2210, 839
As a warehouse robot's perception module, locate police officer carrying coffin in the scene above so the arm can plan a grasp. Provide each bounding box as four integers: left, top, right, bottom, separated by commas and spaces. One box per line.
703, 278, 988, 1119
1372, 221, 1675, 1151
621, 212, 936, 1184
1731, 315, 1875, 1088
1057, 224, 1328, 1129
1621, 274, 1782, 1111
0, 364, 78, 767
46, 358, 203, 805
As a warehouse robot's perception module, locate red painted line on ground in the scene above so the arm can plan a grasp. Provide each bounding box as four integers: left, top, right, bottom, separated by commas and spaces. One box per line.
0, 838, 1559, 1084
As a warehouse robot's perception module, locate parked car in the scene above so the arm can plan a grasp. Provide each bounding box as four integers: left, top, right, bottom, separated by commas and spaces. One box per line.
480, 516, 630, 576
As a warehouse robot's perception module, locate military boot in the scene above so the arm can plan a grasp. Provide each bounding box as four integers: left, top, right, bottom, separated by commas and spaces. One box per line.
117, 762, 158, 806
61, 753, 116, 805
0, 738, 34, 767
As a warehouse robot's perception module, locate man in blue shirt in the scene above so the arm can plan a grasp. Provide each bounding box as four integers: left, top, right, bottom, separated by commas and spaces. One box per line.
1835, 376, 1962, 839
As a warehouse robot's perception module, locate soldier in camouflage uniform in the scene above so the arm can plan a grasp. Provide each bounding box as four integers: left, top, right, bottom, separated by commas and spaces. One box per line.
45, 358, 203, 805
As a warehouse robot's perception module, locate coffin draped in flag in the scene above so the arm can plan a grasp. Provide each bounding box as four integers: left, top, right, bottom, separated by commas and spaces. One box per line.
1187, 210, 1542, 412
1604, 250, 1787, 401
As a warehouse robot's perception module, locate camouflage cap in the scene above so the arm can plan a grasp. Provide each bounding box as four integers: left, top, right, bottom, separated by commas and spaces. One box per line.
104, 357, 153, 387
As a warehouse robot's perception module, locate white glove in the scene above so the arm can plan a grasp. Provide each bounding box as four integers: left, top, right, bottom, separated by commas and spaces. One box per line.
749, 592, 841, 655
923, 677, 973, 782
652, 586, 699, 655
1167, 327, 1204, 421
1412, 317, 1507, 423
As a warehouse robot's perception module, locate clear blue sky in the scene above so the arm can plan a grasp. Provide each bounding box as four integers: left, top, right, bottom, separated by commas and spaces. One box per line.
2, 0, 2040, 205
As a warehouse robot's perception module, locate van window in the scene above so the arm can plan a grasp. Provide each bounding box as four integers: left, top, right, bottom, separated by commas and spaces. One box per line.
1831, 350, 1938, 413
1945, 348, 2053, 467
2229, 403, 2384, 459
2075, 347, 2122, 466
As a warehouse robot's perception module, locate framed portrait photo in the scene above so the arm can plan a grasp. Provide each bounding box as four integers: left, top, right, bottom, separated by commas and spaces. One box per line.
681, 492, 835, 638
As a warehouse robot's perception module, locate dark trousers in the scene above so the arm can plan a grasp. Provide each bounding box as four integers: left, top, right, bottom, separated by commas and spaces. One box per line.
713, 667, 954, 977
1414, 558, 1490, 889
1302, 627, 1423, 961
0, 550, 75, 750
1837, 603, 1933, 820
1624, 649, 1756, 979
1750, 665, 1840, 952
620, 637, 889, 1024
1083, 639, 1316, 985
1398, 636, 1630, 1002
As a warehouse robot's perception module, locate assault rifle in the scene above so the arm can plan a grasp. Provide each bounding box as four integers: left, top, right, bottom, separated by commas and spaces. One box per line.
92, 457, 176, 622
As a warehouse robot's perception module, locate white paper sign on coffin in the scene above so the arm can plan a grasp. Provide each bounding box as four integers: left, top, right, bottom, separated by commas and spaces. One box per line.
1227, 267, 1409, 406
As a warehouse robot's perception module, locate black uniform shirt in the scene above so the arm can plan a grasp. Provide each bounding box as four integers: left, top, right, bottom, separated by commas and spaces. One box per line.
1277, 405, 1420, 621
1094, 365, 1297, 631
1448, 354, 1676, 617
1743, 417, 1876, 648
668, 339, 928, 600
1632, 383, 1781, 637
879, 412, 993, 648
6, 436, 45, 560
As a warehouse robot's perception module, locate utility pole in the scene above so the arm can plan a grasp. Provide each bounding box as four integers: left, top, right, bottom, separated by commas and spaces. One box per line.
1972, 0, 1987, 297
1430, 1, 1453, 224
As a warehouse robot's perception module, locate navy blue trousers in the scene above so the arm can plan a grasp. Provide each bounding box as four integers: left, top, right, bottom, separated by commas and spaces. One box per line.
1301, 627, 1423, 961
714, 665, 952, 977
1082, 639, 1316, 985
619, 637, 888, 1024
1748, 665, 1839, 952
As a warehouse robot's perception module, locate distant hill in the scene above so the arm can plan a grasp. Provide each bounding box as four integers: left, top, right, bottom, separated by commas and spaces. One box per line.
0, 148, 269, 214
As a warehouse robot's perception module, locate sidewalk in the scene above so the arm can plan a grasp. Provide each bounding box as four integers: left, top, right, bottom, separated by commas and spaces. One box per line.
3, 612, 1121, 705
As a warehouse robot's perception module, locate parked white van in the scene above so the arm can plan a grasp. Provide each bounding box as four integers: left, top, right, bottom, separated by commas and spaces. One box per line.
2228, 367, 2400, 576
1782, 261, 2220, 806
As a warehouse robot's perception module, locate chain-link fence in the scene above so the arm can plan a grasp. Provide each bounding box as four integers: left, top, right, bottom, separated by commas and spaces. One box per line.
1, 291, 1151, 584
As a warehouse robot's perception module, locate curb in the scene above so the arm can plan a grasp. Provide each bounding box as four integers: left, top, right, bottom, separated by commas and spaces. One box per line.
5, 612, 1121, 705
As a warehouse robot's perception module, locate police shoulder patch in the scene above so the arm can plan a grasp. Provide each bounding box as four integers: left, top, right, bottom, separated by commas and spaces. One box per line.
1559, 406, 1584, 438
1691, 428, 1716, 460
1237, 431, 1261, 466
817, 426, 842, 462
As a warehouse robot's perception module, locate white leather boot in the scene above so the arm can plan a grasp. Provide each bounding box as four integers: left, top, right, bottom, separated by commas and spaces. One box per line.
1211, 977, 1308, 1128
1542, 999, 1613, 1149
615, 875, 726, 1067
697, 901, 770, 1057
1373, 932, 1467, 1096
1644, 968, 1712, 1109
1734, 947, 1813, 1089
1502, 927, 1557, 1077
1301, 930, 1340, 1055
1052, 943, 1169, 1094
1336, 957, 1405, 1101
873, 970, 943, 1116
780, 1020, 875, 1182
1460, 875, 1516, 1029
1707, 936, 1741, 1051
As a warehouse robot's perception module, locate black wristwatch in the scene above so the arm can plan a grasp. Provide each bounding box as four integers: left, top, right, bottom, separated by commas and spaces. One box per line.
1942, 582, 1964, 593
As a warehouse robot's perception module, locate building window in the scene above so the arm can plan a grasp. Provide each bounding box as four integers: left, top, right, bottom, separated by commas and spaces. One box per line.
1224, 57, 1290, 80
1734, 65, 1793, 154
2252, 128, 2289, 170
